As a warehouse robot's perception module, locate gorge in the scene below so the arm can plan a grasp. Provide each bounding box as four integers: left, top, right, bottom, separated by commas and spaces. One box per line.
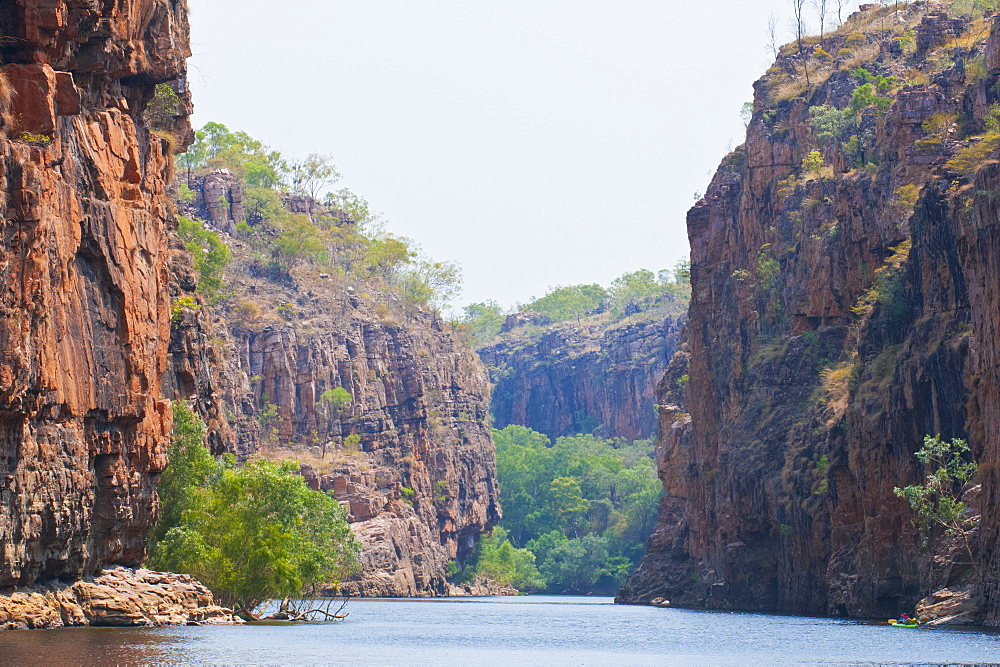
4, 0, 1000, 643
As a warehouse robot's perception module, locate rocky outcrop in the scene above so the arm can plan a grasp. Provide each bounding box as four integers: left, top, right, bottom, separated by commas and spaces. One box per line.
0, 0, 191, 588
480, 314, 685, 440
0, 567, 238, 629
194, 233, 502, 596
621, 4, 1000, 623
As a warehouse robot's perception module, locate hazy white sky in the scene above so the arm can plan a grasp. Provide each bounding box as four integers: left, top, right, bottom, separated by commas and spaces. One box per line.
187, 0, 861, 311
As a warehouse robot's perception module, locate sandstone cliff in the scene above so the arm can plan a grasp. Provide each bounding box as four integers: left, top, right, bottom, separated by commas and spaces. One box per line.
170, 179, 502, 595
480, 312, 685, 441
621, 2, 1000, 624
0, 0, 191, 588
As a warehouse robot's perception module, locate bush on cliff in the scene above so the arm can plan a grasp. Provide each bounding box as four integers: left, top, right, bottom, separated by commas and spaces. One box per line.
894, 435, 978, 548
177, 216, 231, 300
148, 402, 361, 617
176, 121, 467, 312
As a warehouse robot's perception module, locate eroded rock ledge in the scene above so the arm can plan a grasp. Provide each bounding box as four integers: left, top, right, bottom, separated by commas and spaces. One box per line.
0, 567, 239, 630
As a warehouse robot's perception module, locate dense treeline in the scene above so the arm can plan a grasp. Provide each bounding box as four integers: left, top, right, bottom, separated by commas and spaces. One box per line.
456, 425, 661, 594
458, 260, 690, 345
174, 121, 461, 311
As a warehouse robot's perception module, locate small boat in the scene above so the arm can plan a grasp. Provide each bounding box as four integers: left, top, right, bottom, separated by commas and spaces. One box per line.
888, 618, 919, 628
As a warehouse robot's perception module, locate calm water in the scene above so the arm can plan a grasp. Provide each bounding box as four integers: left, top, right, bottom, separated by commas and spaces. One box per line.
1, 596, 999, 665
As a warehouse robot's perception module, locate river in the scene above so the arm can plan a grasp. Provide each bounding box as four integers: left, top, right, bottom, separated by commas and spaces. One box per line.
1, 596, 998, 665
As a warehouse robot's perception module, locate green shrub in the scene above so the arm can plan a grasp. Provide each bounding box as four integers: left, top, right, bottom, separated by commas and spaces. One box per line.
473, 527, 545, 591
147, 83, 183, 129
177, 216, 231, 299
946, 133, 1000, 179
170, 295, 200, 323
148, 402, 361, 616
802, 150, 826, 176
894, 434, 977, 564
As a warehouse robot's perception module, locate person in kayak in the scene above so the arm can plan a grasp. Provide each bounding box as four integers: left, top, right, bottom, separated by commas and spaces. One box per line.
898, 613, 916, 625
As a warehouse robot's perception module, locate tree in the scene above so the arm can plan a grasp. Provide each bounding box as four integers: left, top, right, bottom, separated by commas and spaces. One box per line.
177, 216, 231, 300
767, 13, 780, 59
398, 259, 463, 311
244, 187, 287, 225
316, 387, 353, 456
894, 435, 978, 571
188, 122, 285, 189
273, 213, 328, 269
524, 284, 608, 323
672, 257, 691, 284
286, 153, 340, 200
474, 527, 545, 591
537, 534, 609, 593
812, 0, 829, 49
324, 188, 372, 227
835, 0, 849, 24
791, 0, 811, 85
177, 128, 207, 186
809, 105, 857, 144
490, 425, 660, 593
609, 269, 661, 317
318, 387, 352, 411
461, 300, 506, 344
148, 402, 361, 617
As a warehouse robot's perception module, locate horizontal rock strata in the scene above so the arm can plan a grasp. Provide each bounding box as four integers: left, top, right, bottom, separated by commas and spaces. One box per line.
0, 567, 238, 630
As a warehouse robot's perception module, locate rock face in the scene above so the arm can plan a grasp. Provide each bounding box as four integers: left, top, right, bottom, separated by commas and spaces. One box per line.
0, 0, 191, 588
0, 567, 238, 629
480, 314, 685, 441
0, 0, 498, 622
194, 234, 503, 596
620, 4, 1000, 624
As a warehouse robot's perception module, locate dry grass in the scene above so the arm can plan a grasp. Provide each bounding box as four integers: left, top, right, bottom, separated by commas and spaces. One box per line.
260, 442, 372, 476
836, 2, 924, 38
151, 128, 180, 154
816, 361, 856, 425
0, 72, 11, 115
771, 74, 809, 102
842, 43, 882, 71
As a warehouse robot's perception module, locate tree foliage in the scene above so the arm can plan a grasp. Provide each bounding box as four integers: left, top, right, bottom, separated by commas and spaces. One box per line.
177, 216, 231, 299
894, 434, 977, 538
473, 527, 545, 592
523, 284, 608, 323
460, 300, 507, 344
465, 425, 661, 593
148, 402, 361, 616
287, 153, 340, 200
174, 122, 464, 312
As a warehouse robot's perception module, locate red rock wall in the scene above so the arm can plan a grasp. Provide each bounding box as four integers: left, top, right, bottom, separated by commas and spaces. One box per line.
480, 315, 685, 441
231, 296, 502, 593
622, 5, 1000, 622
0, 0, 190, 585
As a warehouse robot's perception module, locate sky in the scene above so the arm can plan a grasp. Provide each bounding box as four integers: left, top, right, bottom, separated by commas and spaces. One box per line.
186, 0, 863, 312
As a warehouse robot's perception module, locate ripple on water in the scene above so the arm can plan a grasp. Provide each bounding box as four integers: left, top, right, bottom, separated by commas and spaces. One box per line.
1, 596, 999, 665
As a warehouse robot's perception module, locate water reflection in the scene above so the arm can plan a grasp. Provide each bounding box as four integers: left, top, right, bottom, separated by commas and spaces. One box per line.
0, 626, 180, 665
1, 596, 999, 666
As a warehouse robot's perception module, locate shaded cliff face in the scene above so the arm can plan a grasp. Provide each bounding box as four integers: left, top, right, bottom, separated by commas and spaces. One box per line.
0, 1, 190, 585
622, 4, 1000, 622
480, 314, 685, 441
